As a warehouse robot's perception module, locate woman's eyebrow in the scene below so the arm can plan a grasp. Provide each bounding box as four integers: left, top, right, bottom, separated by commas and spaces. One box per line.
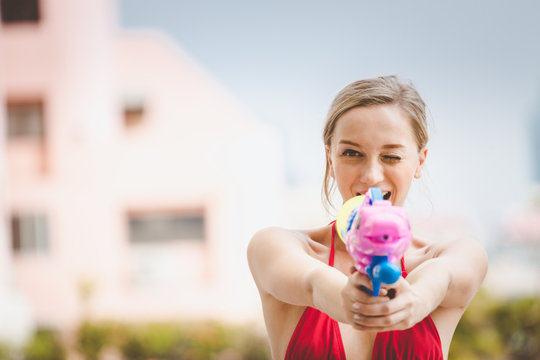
382, 144, 405, 149
338, 140, 405, 149
338, 139, 360, 146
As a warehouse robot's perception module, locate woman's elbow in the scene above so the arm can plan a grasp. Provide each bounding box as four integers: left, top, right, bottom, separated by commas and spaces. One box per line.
467, 238, 489, 286
442, 238, 489, 308
464, 240, 489, 299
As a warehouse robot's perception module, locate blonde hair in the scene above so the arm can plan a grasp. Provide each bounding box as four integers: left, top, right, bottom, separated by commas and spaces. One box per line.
322, 75, 428, 210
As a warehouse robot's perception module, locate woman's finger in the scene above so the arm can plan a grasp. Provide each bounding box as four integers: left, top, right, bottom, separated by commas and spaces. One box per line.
352, 307, 414, 331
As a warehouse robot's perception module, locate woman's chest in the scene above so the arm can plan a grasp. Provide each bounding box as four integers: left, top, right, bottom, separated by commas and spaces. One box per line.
338, 322, 376, 360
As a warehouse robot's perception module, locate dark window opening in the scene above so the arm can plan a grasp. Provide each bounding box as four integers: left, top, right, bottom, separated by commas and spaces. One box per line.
6, 100, 45, 140
128, 211, 206, 243
1, 0, 40, 24
11, 213, 49, 254
123, 99, 145, 128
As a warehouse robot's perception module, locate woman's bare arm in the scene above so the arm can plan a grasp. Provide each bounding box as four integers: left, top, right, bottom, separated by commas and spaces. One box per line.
247, 227, 352, 323
345, 237, 488, 331
410, 237, 488, 309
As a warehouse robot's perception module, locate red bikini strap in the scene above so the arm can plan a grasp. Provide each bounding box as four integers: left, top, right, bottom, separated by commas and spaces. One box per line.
400, 257, 408, 278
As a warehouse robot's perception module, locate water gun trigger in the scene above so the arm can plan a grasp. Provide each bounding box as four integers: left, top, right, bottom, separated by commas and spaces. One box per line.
366, 257, 402, 296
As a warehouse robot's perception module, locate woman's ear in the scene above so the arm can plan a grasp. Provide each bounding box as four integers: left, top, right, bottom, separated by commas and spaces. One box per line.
414, 147, 428, 179
326, 145, 335, 178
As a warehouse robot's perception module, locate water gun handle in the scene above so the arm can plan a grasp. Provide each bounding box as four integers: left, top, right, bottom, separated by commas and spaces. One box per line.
365, 255, 402, 296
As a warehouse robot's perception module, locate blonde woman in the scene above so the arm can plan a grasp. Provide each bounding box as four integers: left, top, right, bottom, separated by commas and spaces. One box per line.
247, 75, 487, 360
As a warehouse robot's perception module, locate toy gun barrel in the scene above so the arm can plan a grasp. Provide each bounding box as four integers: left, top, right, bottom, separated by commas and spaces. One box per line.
336, 187, 412, 296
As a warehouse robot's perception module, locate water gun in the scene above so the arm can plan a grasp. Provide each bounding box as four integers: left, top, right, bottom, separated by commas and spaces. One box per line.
336, 187, 412, 296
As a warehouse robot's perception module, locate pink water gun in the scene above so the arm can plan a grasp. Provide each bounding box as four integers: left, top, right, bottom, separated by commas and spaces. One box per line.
336, 187, 412, 296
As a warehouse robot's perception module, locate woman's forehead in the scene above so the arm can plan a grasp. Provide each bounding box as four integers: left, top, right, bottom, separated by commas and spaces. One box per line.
333, 105, 416, 145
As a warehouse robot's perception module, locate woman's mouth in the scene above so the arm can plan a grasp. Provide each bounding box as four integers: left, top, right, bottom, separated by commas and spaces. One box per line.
355, 191, 392, 201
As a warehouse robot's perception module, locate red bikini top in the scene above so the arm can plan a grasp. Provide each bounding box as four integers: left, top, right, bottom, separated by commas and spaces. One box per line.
284, 223, 443, 359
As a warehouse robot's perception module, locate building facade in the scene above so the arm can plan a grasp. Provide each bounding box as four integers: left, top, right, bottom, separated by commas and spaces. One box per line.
1, 0, 284, 335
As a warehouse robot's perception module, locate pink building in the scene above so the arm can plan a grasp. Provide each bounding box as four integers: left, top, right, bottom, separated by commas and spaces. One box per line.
1, 0, 284, 336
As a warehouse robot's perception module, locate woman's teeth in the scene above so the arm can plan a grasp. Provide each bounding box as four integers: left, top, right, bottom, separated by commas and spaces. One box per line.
354, 191, 391, 200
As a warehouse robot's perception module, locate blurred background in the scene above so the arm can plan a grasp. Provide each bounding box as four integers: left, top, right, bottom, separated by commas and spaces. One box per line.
1, 0, 539, 359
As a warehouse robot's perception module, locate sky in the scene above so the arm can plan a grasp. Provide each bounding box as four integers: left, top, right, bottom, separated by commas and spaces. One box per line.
120, 0, 540, 244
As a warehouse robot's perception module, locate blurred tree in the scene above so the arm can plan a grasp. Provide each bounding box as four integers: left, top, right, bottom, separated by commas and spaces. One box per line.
23, 329, 65, 360
450, 290, 540, 360
77, 322, 112, 360
0, 343, 12, 360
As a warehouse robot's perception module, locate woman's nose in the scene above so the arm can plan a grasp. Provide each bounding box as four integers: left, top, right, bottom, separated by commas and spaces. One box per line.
360, 160, 384, 185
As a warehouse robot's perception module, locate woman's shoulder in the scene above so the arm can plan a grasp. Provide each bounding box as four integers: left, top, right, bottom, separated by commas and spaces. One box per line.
409, 235, 486, 259
250, 226, 312, 247
404, 235, 488, 294
405, 235, 479, 272
248, 225, 333, 261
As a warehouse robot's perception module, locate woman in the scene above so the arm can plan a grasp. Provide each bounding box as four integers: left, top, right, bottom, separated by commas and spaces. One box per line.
247, 75, 488, 359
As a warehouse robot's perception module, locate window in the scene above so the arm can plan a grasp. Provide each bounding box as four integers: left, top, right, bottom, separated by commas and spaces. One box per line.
1, 0, 40, 24
11, 213, 49, 254
128, 210, 207, 288
123, 99, 145, 129
6, 100, 45, 140
128, 211, 205, 243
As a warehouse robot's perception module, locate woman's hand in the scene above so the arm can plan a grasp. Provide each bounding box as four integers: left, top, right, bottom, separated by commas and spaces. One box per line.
341, 269, 430, 332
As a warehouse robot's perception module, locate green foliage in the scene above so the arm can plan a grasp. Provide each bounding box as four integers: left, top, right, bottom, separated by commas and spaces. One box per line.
12, 296, 540, 360
23, 328, 65, 360
120, 323, 183, 360
118, 321, 270, 359
2, 321, 270, 360
492, 296, 540, 359
450, 290, 540, 360
229, 326, 270, 360
0, 343, 12, 360
77, 321, 115, 360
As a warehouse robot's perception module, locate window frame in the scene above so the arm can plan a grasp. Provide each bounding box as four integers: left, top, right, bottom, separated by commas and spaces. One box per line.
5, 98, 46, 141
10, 212, 50, 254
1, 0, 41, 24
126, 208, 207, 244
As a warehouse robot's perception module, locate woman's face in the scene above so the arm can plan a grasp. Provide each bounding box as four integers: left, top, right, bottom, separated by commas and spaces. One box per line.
326, 104, 427, 206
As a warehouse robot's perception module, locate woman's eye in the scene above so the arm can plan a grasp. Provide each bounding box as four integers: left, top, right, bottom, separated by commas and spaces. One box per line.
383, 155, 401, 162
342, 149, 361, 157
